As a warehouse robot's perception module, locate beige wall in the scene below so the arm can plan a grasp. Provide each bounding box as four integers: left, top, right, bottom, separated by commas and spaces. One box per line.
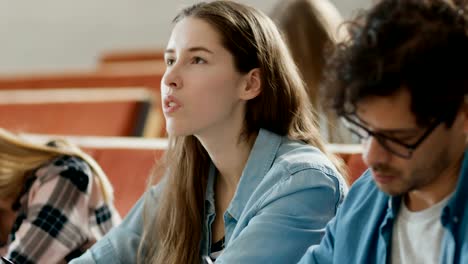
0, 0, 371, 73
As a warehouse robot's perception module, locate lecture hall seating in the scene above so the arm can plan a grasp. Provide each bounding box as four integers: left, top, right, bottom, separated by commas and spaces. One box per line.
0, 88, 153, 137
0, 66, 166, 137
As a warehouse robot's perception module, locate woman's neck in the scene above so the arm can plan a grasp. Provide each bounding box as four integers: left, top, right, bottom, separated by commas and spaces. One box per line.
205, 129, 258, 244
198, 129, 258, 195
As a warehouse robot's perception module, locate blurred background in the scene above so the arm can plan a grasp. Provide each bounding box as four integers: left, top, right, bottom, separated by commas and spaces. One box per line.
0, 1, 370, 215
0, 0, 371, 73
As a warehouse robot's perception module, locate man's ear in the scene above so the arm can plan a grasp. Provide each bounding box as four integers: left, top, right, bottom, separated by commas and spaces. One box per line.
239, 68, 262, 100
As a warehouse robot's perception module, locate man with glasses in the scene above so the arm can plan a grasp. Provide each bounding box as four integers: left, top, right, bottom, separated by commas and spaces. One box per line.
298, 0, 467, 263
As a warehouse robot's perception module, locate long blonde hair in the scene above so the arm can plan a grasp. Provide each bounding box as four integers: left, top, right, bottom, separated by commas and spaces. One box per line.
138, 1, 347, 263
0, 128, 114, 204
271, 0, 351, 143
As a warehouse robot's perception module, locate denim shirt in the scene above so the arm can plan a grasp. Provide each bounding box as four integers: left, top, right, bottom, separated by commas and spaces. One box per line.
72, 129, 347, 264
298, 150, 468, 264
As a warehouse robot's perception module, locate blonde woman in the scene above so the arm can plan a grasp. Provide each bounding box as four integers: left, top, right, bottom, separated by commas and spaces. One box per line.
271, 0, 354, 143
73, 1, 348, 263
0, 128, 120, 263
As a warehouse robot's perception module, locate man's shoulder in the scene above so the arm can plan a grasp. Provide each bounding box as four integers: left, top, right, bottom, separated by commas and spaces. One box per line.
348, 170, 379, 195
337, 170, 389, 220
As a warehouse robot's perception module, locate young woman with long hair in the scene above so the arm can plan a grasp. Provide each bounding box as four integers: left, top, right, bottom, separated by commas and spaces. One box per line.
73, 1, 347, 263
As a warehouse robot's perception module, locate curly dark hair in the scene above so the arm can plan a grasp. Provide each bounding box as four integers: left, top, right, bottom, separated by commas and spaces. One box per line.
325, 0, 468, 127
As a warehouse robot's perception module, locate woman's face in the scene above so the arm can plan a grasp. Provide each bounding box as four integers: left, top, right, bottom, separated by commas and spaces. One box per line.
161, 17, 252, 138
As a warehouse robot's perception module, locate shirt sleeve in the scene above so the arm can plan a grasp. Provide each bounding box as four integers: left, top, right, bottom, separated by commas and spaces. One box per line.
216, 168, 343, 264
297, 216, 337, 264
5, 157, 96, 264
70, 196, 145, 264
70, 184, 161, 264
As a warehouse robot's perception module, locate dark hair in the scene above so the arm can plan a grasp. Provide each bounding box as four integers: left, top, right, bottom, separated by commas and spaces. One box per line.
326, 0, 468, 127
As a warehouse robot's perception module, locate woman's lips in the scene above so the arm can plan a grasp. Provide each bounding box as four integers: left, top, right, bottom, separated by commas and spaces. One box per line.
163, 95, 182, 113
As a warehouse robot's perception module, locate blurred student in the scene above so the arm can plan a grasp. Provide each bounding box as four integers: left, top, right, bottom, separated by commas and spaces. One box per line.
0, 128, 120, 263
272, 0, 354, 143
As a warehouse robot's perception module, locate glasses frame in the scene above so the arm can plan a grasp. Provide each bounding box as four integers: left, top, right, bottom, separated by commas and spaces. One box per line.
342, 114, 443, 159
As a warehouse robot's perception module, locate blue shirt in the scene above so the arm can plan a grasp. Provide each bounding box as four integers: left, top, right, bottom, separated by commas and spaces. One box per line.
298, 150, 468, 264
71, 129, 347, 263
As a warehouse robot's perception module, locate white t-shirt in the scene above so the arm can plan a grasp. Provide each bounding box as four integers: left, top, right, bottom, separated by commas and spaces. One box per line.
391, 193, 453, 264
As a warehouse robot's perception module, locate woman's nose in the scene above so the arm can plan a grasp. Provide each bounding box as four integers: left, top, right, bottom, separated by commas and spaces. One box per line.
162, 64, 183, 90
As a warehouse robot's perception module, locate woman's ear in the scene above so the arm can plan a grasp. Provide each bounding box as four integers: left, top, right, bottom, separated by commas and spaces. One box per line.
239, 68, 262, 100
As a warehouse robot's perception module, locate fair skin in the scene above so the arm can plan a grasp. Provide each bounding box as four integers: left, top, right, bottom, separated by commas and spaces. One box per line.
356, 88, 467, 211
161, 17, 261, 242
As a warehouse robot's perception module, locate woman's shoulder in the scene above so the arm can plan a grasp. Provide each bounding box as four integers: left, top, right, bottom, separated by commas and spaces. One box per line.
274, 138, 338, 177
254, 129, 337, 177
249, 136, 346, 204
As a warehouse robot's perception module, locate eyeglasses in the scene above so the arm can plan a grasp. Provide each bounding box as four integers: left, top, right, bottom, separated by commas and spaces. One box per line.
342, 114, 443, 159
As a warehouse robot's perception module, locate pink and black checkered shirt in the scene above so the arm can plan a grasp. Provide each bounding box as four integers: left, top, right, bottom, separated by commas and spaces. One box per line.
0, 155, 121, 263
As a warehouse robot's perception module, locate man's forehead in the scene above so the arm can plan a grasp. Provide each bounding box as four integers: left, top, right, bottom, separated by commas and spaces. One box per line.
355, 90, 418, 129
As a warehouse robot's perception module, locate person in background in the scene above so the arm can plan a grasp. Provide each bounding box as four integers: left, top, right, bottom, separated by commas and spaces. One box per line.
298, 0, 468, 263
73, 1, 348, 263
271, 0, 354, 143
0, 128, 121, 263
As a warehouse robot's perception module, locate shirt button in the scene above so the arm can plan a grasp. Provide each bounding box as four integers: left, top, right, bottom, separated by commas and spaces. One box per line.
453, 217, 459, 223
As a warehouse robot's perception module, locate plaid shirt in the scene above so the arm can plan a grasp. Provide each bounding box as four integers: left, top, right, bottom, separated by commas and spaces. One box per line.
0, 155, 121, 264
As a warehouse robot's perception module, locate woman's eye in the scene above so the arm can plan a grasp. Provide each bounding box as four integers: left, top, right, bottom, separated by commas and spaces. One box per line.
166, 58, 175, 66
192, 57, 206, 64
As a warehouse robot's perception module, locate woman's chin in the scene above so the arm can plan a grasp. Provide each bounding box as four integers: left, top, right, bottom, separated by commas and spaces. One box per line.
166, 128, 192, 137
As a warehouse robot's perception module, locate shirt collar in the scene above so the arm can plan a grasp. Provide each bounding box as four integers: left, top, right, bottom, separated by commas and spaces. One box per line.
442, 148, 468, 223
225, 128, 282, 221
